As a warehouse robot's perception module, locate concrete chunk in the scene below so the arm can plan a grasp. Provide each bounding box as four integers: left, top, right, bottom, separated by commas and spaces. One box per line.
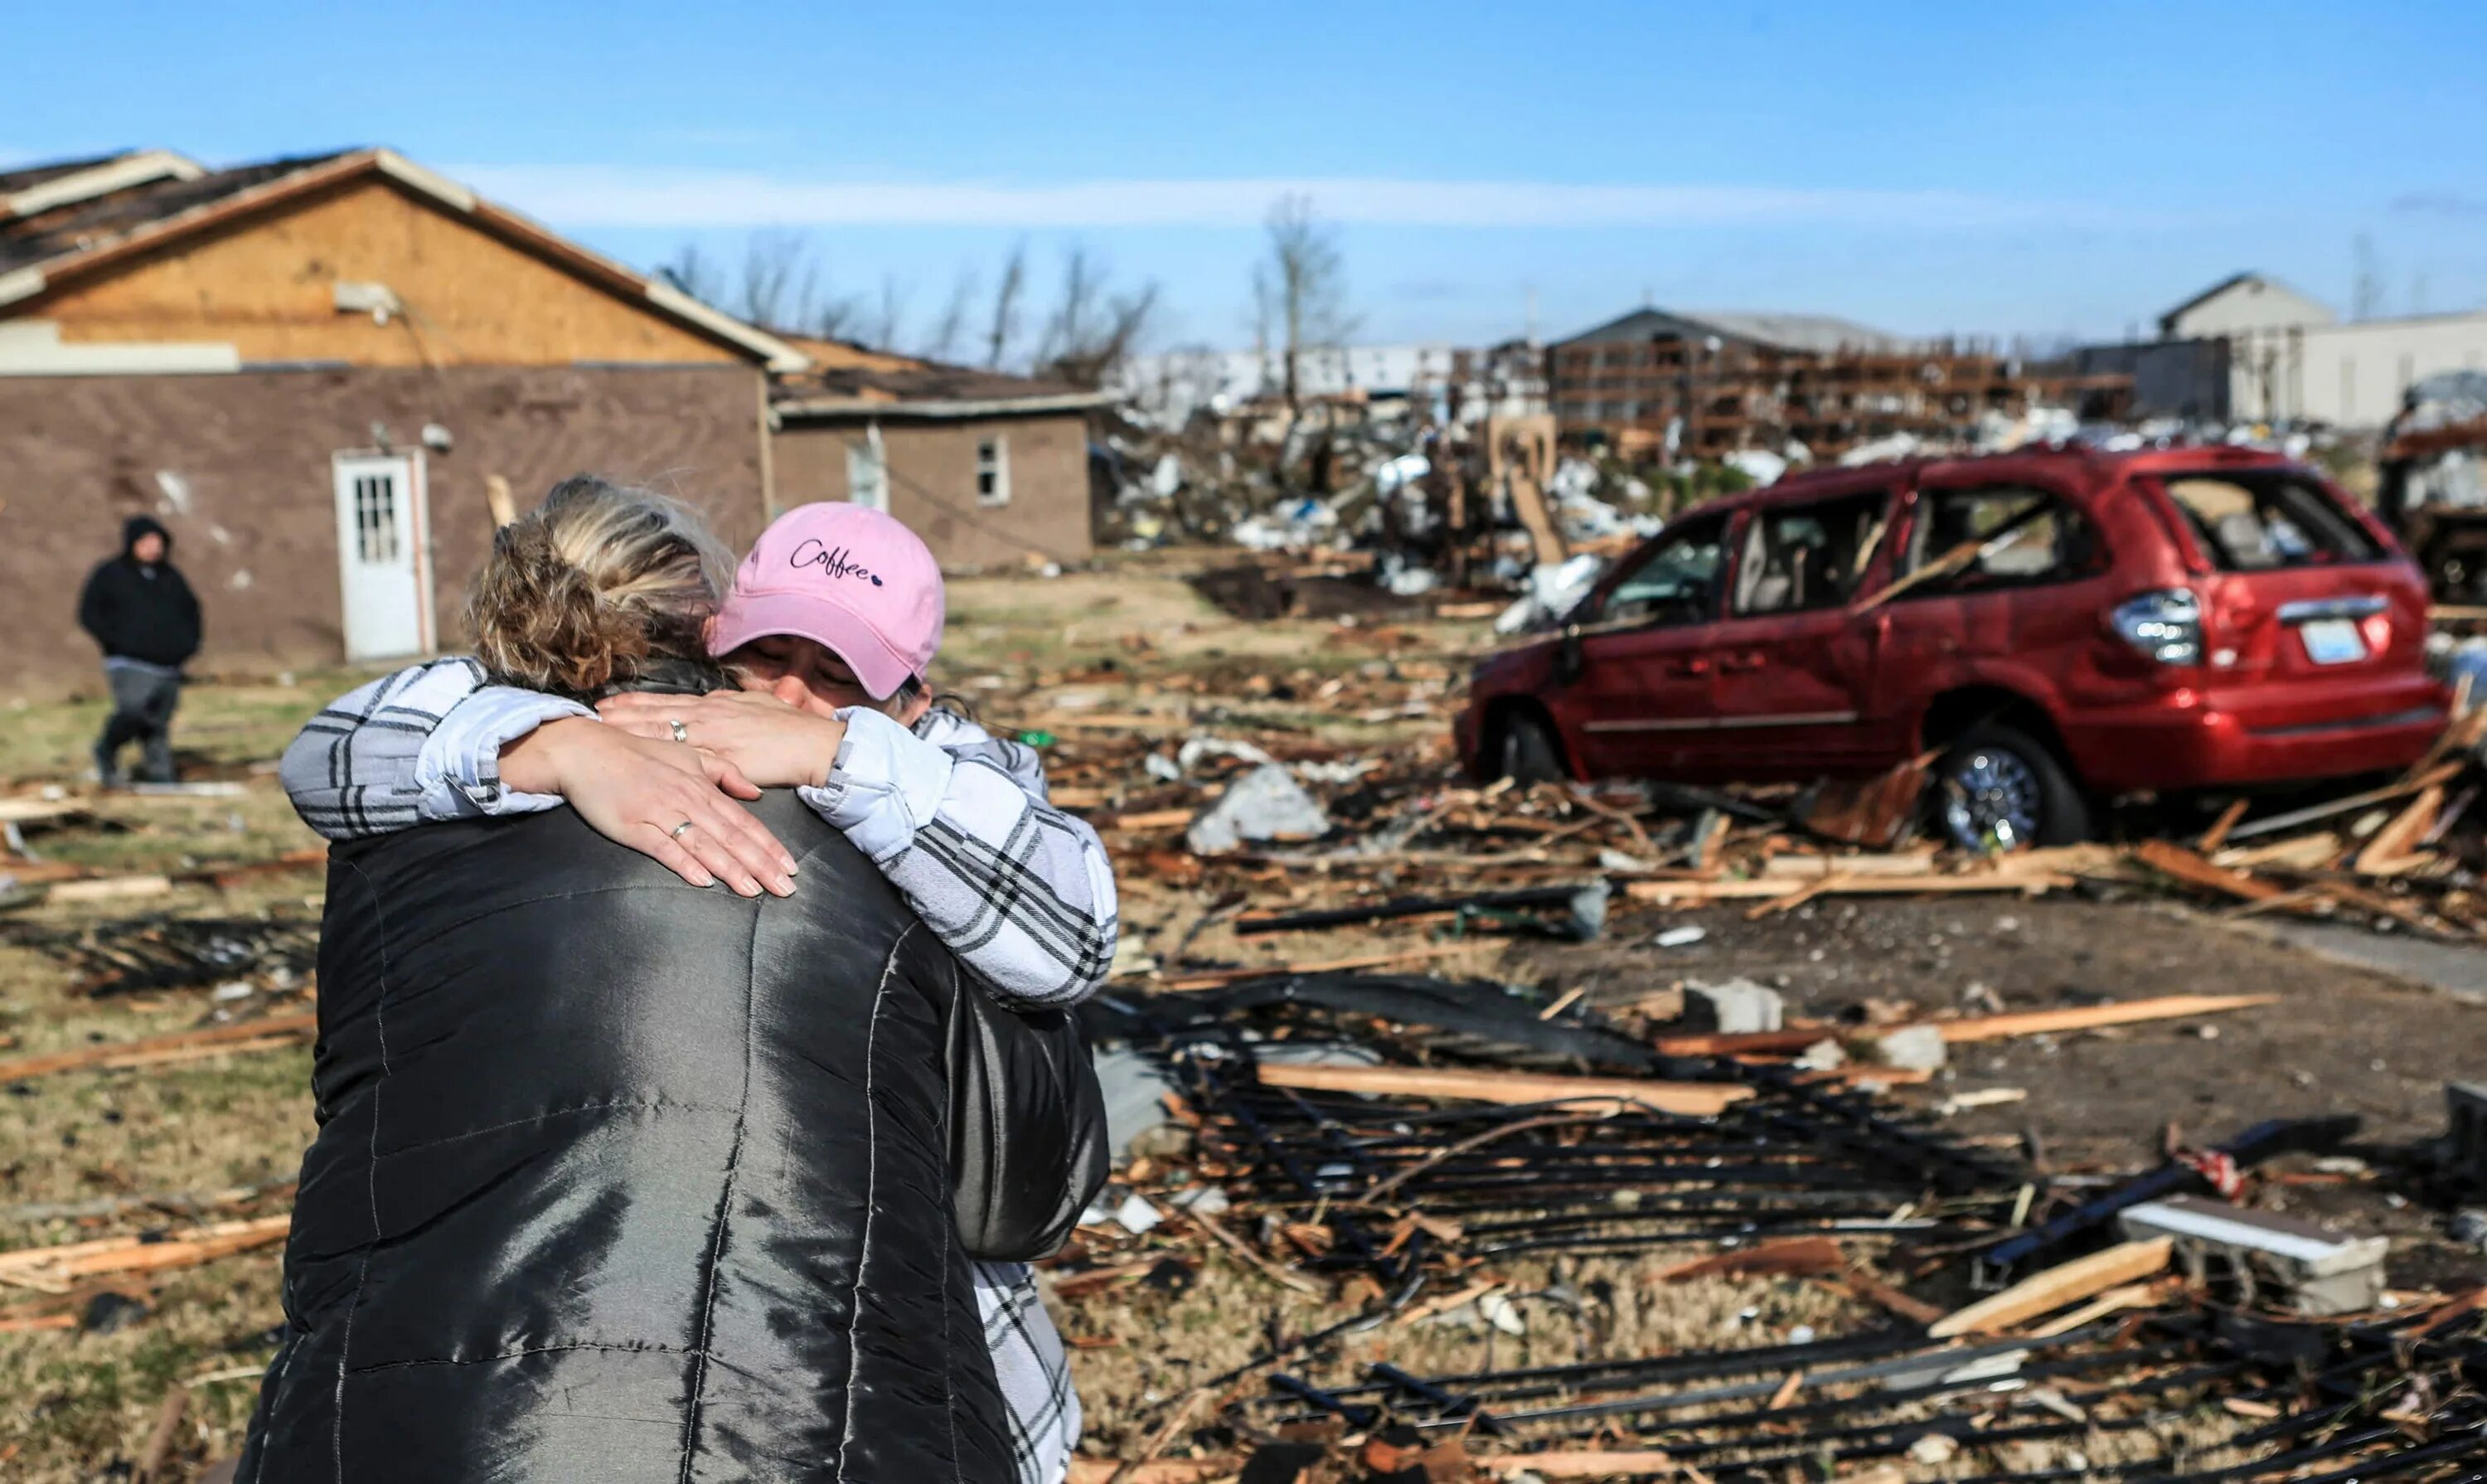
2116, 1195, 2386, 1317
1685, 977, 1784, 1035
1864, 1023, 1949, 1073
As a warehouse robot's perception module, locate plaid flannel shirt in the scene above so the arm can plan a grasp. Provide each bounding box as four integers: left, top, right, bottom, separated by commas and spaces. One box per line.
279, 657, 1109, 1484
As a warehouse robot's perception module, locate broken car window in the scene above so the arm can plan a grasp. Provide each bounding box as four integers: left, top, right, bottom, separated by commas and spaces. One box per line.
1602, 522, 1726, 628
1732, 491, 1892, 615
1901, 486, 2100, 594
2159, 475, 2381, 571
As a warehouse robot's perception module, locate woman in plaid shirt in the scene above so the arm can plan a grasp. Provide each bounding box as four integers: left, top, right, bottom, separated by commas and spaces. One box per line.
281, 498, 1115, 1484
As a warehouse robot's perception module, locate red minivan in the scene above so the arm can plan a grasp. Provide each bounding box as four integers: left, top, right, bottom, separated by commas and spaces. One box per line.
1456, 447, 2447, 848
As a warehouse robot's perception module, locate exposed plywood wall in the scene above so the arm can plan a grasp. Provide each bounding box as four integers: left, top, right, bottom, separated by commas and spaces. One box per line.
40, 179, 738, 366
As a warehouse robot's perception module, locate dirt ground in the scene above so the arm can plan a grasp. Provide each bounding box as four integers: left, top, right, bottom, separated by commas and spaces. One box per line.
1, 551, 2481, 1478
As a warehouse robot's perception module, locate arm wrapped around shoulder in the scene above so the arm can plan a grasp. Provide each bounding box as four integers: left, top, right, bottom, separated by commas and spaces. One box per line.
943, 967, 1110, 1262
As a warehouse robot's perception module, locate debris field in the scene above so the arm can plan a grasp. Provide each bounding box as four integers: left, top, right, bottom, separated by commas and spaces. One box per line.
0, 561, 2481, 1481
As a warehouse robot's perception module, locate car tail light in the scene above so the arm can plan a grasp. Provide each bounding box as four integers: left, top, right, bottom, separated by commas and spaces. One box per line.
2109, 588, 2202, 665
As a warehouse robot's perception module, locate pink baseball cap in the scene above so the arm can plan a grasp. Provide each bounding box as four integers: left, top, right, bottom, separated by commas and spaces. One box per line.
709, 503, 945, 699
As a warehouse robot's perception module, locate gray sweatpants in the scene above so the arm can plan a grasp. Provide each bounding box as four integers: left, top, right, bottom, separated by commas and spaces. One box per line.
97, 665, 182, 783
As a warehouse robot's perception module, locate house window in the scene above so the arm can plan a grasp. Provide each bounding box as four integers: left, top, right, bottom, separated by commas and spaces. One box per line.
847, 435, 888, 512
976, 436, 1011, 507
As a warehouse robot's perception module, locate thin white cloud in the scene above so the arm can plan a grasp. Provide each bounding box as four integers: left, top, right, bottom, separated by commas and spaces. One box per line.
448, 164, 2145, 232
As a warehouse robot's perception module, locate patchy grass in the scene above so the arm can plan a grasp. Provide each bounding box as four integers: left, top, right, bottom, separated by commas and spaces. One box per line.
0, 674, 332, 1482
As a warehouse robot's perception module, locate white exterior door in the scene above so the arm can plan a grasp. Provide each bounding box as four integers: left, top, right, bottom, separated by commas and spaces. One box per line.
847, 424, 889, 512
331, 452, 431, 661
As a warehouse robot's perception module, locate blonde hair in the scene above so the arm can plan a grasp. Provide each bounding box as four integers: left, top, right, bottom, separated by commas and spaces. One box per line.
468, 476, 734, 700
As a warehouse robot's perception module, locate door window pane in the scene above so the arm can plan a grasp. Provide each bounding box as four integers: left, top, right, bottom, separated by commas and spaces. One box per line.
1732, 490, 1892, 615
1903, 486, 2102, 594
1602, 521, 1727, 627
355, 474, 399, 564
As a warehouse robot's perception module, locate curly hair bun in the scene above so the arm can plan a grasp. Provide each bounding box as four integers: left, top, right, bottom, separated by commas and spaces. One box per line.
465, 476, 732, 701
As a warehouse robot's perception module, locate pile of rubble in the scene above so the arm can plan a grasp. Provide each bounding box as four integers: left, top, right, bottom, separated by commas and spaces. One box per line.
1052, 970, 2486, 1482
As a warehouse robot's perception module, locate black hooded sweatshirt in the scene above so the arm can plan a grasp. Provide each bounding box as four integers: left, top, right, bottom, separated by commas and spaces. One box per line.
77, 516, 201, 667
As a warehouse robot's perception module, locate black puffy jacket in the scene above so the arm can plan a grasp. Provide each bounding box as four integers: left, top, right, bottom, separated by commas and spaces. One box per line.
240, 791, 1107, 1483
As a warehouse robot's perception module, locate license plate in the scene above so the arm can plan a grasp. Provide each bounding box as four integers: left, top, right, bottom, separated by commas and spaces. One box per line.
2300, 618, 2368, 665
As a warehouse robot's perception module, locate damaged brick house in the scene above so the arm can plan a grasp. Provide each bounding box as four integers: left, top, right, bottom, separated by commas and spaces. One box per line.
767, 336, 1113, 571
0, 147, 811, 687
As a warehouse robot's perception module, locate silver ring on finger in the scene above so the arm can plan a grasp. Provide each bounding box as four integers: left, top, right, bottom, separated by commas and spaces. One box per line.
669, 719, 691, 744
670, 820, 696, 841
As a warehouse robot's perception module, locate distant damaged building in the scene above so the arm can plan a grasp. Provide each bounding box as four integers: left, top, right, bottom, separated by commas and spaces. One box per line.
1548, 307, 2085, 463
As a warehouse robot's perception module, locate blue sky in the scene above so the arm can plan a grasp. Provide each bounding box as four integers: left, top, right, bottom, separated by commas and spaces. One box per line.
9, 1, 2486, 353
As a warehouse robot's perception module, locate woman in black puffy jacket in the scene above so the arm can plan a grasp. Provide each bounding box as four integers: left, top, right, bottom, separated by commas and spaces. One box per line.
239, 478, 1105, 1483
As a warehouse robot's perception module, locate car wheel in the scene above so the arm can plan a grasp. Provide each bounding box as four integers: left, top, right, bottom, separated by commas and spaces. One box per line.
1495, 711, 1568, 785
1932, 723, 2091, 851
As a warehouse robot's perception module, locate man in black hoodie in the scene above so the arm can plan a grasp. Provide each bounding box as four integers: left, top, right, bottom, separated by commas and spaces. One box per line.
77, 516, 201, 786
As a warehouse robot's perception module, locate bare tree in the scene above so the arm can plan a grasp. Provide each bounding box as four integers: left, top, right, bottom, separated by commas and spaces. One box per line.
657, 242, 727, 305
858, 274, 911, 351
922, 268, 977, 362
1249, 264, 1277, 388
985, 240, 1029, 370
1258, 195, 1356, 419
739, 229, 822, 331
808, 293, 862, 341
2353, 234, 2383, 322
1032, 245, 1160, 389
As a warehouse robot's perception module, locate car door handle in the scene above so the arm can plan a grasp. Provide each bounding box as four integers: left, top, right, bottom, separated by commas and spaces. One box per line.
1719, 651, 1766, 673
1665, 657, 1712, 677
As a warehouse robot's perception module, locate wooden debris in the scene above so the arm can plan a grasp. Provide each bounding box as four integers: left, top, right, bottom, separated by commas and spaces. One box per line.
1156, 942, 1481, 990
1931, 995, 2274, 1044
46, 874, 175, 904
1180, 1208, 1322, 1296
133, 1384, 191, 1484
1626, 869, 2069, 906
1478, 1451, 1708, 1478
2354, 784, 2445, 876
2131, 840, 2285, 902
2023, 1280, 2165, 1337
2199, 798, 2250, 852
1796, 754, 1934, 848
1069, 1462, 1232, 1484
0, 1214, 292, 1290
0, 1013, 315, 1083
1829, 1268, 1945, 1326
1253, 1062, 1752, 1117
2221, 762, 2462, 843
1651, 1236, 1845, 1285
1654, 993, 2271, 1059
1927, 1238, 2174, 1338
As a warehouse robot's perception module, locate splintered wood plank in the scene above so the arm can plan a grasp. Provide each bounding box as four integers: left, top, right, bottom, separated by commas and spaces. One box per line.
2131, 840, 2285, 901
1928, 1238, 2174, 1338
1253, 1062, 1750, 1117
0, 1013, 315, 1082
1930, 994, 2274, 1043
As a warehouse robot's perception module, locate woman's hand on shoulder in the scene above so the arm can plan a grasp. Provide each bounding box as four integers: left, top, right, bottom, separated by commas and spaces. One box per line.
597, 688, 848, 791
502, 718, 798, 897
